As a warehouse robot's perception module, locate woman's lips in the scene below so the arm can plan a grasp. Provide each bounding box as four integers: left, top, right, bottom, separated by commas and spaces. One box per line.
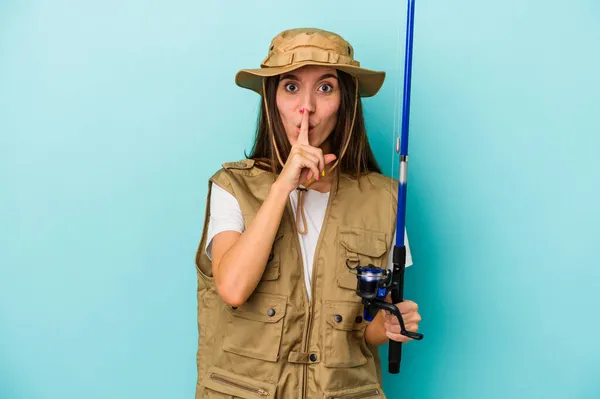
296, 126, 315, 134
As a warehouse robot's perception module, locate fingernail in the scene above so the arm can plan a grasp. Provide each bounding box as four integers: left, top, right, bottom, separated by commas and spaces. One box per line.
301, 108, 305, 114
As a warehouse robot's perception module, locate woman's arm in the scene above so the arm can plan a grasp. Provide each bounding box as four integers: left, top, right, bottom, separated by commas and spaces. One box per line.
212, 109, 336, 307
365, 311, 389, 346
211, 181, 290, 307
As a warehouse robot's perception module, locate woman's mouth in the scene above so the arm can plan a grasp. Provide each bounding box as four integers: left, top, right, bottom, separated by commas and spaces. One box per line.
296, 125, 315, 134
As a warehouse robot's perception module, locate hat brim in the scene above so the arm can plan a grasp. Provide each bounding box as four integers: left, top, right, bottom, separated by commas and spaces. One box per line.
235, 61, 386, 98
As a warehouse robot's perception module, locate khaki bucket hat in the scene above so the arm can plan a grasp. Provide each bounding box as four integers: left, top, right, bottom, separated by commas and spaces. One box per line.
235, 28, 386, 97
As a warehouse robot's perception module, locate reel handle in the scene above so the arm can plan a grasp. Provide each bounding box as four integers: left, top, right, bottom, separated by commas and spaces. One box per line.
366, 300, 424, 342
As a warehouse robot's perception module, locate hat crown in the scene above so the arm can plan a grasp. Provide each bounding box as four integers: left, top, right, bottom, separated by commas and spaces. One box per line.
261, 28, 359, 68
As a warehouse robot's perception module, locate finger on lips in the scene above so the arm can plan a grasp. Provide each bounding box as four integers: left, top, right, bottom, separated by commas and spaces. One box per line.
295, 108, 337, 183
298, 108, 309, 145
297, 108, 321, 183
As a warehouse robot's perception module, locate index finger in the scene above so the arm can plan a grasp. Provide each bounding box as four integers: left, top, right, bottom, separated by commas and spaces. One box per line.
298, 108, 309, 146
397, 300, 418, 314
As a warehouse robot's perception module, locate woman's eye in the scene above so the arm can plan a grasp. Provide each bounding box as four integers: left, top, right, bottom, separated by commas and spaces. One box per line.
285, 83, 298, 92
319, 84, 333, 93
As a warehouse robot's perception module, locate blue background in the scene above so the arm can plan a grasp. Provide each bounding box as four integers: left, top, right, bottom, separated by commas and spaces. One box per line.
1, 1, 599, 398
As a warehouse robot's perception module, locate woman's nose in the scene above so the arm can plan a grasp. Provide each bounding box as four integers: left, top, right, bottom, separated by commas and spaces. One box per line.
299, 93, 316, 114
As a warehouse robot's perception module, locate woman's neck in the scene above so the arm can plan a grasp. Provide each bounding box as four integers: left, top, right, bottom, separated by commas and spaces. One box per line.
306, 163, 335, 193
308, 180, 332, 193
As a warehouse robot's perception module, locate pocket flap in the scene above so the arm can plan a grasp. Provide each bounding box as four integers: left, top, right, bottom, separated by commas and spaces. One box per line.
337, 227, 388, 291
203, 366, 277, 398
339, 228, 387, 258
337, 271, 359, 291
231, 292, 287, 323
261, 263, 280, 281
324, 300, 368, 331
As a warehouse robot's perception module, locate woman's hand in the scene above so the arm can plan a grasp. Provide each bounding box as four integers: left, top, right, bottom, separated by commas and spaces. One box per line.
383, 295, 422, 343
274, 108, 337, 194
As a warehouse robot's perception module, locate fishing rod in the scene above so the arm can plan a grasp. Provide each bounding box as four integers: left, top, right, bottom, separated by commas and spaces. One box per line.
389, 0, 420, 374
349, 0, 423, 374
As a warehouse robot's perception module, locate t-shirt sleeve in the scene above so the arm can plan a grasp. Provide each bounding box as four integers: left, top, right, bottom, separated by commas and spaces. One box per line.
386, 227, 414, 270
205, 183, 245, 260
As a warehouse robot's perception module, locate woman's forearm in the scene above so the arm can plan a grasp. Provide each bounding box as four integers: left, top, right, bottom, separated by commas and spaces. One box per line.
215, 181, 290, 307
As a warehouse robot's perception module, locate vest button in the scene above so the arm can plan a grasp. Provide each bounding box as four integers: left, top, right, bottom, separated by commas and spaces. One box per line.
355, 316, 363, 323
309, 353, 318, 362
267, 308, 276, 317
334, 314, 343, 323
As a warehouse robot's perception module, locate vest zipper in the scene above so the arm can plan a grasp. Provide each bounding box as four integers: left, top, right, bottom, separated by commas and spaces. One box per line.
207, 372, 268, 397
329, 388, 381, 399
302, 304, 312, 398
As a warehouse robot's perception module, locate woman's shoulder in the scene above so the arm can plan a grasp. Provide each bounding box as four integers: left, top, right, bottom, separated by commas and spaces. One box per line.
211, 158, 269, 177
362, 171, 398, 185
209, 158, 274, 202
355, 171, 398, 192
209, 158, 271, 190
221, 159, 256, 170
340, 171, 398, 201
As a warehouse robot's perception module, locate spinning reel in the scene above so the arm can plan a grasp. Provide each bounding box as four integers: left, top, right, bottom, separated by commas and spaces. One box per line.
346, 258, 424, 342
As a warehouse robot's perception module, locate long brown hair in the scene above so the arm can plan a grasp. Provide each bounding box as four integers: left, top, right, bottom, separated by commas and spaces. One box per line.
244, 70, 382, 178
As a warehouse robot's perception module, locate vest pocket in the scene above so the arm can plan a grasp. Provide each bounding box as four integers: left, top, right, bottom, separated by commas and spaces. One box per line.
323, 383, 386, 399
222, 292, 287, 362
201, 366, 277, 398
198, 293, 218, 382
322, 300, 369, 368
337, 227, 388, 291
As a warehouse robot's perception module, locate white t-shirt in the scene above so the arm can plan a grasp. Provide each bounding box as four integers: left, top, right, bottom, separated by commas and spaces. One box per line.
205, 184, 413, 301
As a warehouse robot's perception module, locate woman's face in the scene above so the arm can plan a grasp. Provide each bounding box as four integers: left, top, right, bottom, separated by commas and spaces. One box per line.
276, 65, 341, 151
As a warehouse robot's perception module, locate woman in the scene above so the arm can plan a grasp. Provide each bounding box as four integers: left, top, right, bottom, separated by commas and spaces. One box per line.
195, 28, 421, 399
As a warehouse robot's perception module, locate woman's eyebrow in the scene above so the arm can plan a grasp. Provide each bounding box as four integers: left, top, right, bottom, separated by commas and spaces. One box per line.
280, 73, 339, 81
317, 73, 338, 81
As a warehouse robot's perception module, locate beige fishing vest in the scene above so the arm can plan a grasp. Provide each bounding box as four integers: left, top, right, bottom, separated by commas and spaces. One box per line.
195, 159, 399, 399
